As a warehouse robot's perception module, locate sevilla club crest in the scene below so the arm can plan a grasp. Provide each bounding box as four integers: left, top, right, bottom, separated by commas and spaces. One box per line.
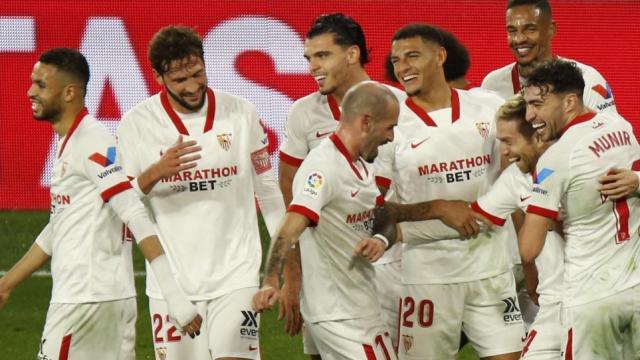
217, 133, 232, 151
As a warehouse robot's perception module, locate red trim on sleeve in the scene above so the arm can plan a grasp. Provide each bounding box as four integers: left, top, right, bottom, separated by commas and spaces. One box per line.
470, 201, 506, 226
510, 64, 521, 94
288, 204, 319, 227
279, 151, 304, 167
375, 176, 392, 189
101, 181, 133, 202
631, 160, 640, 171
58, 107, 89, 158
327, 94, 341, 120
526, 204, 559, 220
59, 334, 72, 360
363, 344, 377, 360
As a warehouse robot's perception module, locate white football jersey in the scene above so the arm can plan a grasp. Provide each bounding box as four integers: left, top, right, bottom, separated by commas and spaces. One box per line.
39, 109, 135, 303
527, 111, 640, 307
473, 163, 564, 305
280, 85, 406, 265
290, 134, 384, 323
376, 89, 510, 284
117, 89, 270, 300
481, 57, 617, 113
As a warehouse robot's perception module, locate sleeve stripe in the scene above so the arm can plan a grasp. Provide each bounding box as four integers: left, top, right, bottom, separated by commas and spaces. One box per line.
288, 204, 319, 227
375, 176, 392, 189
526, 204, 559, 220
279, 151, 304, 167
470, 201, 506, 226
101, 181, 133, 202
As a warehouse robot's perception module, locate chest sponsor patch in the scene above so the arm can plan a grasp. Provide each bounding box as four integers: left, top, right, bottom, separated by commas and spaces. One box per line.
89, 146, 116, 167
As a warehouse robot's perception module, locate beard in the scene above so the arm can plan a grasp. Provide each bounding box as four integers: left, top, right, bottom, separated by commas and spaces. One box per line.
33, 101, 62, 123
167, 86, 206, 111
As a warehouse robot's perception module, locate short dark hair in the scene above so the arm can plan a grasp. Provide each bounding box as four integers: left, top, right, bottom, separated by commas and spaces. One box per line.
392, 23, 444, 47
149, 25, 204, 76
496, 95, 536, 139
524, 60, 585, 99
39, 48, 90, 94
506, 0, 552, 18
307, 13, 369, 66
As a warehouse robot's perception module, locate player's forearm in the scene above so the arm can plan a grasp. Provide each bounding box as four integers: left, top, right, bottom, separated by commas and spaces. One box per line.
0, 243, 50, 290
136, 164, 164, 195
373, 204, 398, 247
262, 234, 294, 288
137, 236, 165, 262
391, 200, 443, 222
282, 245, 302, 285
278, 161, 298, 207
518, 214, 550, 263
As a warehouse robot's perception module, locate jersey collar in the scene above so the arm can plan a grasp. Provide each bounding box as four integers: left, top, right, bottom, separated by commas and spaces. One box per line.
327, 94, 341, 121
160, 87, 216, 135
405, 87, 460, 127
329, 133, 368, 180
58, 107, 89, 158
559, 112, 597, 137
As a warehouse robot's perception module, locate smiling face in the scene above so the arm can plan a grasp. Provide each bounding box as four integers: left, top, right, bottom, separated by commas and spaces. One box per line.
390, 36, 445, 97
304, 33, 357, 96
497, 118, 541, 173
156, 55, 207, 113
506, 5, 555, 73
523, 85, 568, 142
27, 62, 66, 122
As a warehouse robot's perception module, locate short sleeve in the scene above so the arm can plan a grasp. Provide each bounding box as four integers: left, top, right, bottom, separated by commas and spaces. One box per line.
473, 165, 521, 226
372, 137, 398, 190
582, 68, 617, 114
288, 161, 335, 227
526, 151, 568, 219
116, 113, 142, 178
34, 223, 53, 256
279, 102, 310, 167
78, 128, 132, 202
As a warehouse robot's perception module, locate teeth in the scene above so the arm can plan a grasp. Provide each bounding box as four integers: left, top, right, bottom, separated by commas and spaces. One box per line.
508, 157, 518, 163
516, 47, 532, 55
31, 102, 40, 111
403, 75, 417, 81
314, 75, 326, 81
532, 122, 545, 129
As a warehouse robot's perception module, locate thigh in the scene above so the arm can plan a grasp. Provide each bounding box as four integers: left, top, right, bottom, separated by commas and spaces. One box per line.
521, 303, 562, 360
118, 298, 137, 360
374, 260, 402, 349
308, 316, 396, 360
40, 300, 129, 360
398, 283, 464, 360
463, 271, 525, 358
149, 298, 210, 360
207, 287, 261, 360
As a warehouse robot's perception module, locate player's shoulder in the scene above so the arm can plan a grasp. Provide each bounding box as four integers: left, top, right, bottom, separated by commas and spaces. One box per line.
74, 114, 116, 150
290, 91, 325, 113
213, 88, 256, 112
120, 93, 162, 128
383, 83, 407, 101
458, 87, 505, 110
481, 63, 514, 87
560, 56, 606, 80
300, 138, 340, 172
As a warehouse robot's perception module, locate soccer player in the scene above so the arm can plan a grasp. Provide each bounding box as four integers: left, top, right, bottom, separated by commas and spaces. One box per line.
482, 0, 616, 113
253, 81, 399, 359
0, 48, 201, 360
277, 13, 405, 355
520, 59, 640, 358
383, 24, 524, 359
116, 26, 285, 360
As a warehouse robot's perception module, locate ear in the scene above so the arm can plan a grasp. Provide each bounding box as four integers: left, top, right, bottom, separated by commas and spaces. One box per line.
359, 113, 373, 133
563, 93, 579, 113
436, 46, 447, 67
153, 69, 165, 87
62, 83, 77, 103
549, 20, 557, 40
346, 45, 361, 65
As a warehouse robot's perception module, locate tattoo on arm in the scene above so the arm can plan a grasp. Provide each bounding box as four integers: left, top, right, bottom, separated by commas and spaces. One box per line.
263, 234, 292, 282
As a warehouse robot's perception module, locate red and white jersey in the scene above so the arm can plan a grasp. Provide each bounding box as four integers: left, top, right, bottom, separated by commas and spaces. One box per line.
472, 163, 564, 305
280, 85, 405, 265
527, 111, 640, 307
376, 88, 509, 284
481, 57, 617, 113
39, 109, 135, 303
290, 134, 384, 323
117, 89, 270, 301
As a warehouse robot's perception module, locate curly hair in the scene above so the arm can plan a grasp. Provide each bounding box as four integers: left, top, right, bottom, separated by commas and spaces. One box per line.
148, 25, 204, 75
524, 60, 584, 99
307, 13, 369, 66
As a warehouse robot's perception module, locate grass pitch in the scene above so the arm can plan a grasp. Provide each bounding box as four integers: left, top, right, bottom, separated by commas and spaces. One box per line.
0, 211, 478, 359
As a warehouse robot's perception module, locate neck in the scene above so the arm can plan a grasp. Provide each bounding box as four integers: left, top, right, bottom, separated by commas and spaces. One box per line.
564, 104, 591, 127
52, 104, 85, 137
448, 78, 470, 90
332, 68, 370, 105
334, 124, 361, 161
412, 76, 451, 112
519, 52, 553, 79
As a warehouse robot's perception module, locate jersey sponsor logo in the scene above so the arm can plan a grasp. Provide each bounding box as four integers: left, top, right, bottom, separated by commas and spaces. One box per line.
89, 146, 117, 167
316, 130, 332, 138
303, 171, 324, 199
216, 133, 232, 151
592, 121, 605, 129
502, 297, 522, 324
410, 137, 430, 149
519, 195, 531, 202
418, 154, 491, 184
346, 209, 375, 232
240, 310, 259, 339
588, 130, 632, 158
533, 168, 554, 184
251, 147, 272, 174
475, 122, 490, 140
592, 83, 613, 99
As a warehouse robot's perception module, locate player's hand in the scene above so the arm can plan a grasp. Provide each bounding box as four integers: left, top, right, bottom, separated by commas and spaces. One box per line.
180, 314, 203, 338
0, 279, 13, 309
598, 168, 639, 200
353, 237, 385, 263
278, 281, 302, 336
152, 135, 202, 179
252, 284, 280, 313
436, 200, 494, 239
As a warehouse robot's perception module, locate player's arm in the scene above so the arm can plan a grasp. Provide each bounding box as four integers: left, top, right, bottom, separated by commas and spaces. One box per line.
518, 213, 551, 264
0, 226, 51, 309
252, 212, 309, 313
134, 135, 201, 194
598, 167, 640, 200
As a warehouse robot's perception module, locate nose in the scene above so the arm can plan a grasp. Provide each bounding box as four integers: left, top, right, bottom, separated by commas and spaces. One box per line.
308, 58, 319, 74
394, 60, 408, 79
27, 83, 36, 98
500, 142, 509, 157
525, 107, 536, 123
513, 31, 527, 44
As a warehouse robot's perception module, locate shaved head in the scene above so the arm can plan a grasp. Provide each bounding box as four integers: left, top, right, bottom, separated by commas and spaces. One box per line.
341, 81, 398, 124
